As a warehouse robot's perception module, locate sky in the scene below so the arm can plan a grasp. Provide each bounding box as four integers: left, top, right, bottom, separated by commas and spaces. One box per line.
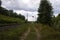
1, 0, 60, 21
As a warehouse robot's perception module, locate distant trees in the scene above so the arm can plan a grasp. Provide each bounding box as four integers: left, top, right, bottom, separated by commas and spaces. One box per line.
0, 0, 25, 21
37, 0, 53, 26
0, 8, 25, 20
8, 10, 14, 17
18, 14, 25, 20
0, 7, 25, 20
53, 14, 60, 31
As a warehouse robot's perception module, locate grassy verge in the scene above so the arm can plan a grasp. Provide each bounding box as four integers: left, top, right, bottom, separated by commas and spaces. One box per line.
35, 23, 60, 40
0, 14, 25, 24
0, 23, 29, 40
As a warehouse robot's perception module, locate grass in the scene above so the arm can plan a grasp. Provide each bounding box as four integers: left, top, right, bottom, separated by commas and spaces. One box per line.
0, 23, 60, 40
0, 14, 25, 24
35, 23, 60, 40
25, 23, 37, 40
0, 23, 29, 40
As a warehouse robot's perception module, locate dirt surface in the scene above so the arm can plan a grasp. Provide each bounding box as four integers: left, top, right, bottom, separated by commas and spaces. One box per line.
20, 27, 30, 40
34, 27, 40, 40
20, 24, 41, 40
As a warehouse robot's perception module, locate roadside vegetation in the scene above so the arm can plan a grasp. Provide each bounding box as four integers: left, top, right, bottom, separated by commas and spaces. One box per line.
0, 0, 60, 40
0, 23, 29, 40
0, 14, 25, 24
35, 23, 60, 40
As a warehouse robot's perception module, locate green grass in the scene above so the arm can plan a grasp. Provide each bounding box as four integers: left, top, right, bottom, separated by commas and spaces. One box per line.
25, 24, 37, 40
0, 14, 25, 24
0, 23, 29, 40
35, 23, 60, 40
0, 23, 60, 40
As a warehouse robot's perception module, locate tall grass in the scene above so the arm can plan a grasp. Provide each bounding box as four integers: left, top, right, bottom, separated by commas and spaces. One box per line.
35, 23, 60, 40
26, 24, 37, 40
0, 23, 29, 40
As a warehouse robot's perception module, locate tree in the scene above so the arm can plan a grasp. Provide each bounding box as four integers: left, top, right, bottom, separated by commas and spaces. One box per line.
58, 14, 60, 16
0, 0, 2, 7
18, 14, 25, 20
8, 10, 14, 17
37, 0, 53, 26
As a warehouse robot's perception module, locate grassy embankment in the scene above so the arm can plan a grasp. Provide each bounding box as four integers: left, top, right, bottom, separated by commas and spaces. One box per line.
0, 14, 25, 24
0, 23, 30, 40
0, 14, 28, 40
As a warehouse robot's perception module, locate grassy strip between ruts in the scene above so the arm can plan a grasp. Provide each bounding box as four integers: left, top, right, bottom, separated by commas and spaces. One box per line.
35, 23, 60, 40
0, 23, 29, 40
25, 24, 37, 40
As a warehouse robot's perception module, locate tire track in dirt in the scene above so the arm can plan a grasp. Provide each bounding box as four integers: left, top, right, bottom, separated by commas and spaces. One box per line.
20, 27, 30, 40
34, 27, 40, 40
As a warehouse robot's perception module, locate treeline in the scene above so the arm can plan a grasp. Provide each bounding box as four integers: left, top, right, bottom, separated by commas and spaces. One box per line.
0, 0, 25, 24
0, 7, 25, 20
0, 0, 25, 20
53, 14, 60, 31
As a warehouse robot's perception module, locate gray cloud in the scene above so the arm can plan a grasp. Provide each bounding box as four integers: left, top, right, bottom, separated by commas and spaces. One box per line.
1, 0, 60, 14
1, 0, 40, 11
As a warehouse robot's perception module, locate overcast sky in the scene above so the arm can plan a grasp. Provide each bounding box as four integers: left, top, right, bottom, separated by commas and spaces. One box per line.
1, 0, 60, 21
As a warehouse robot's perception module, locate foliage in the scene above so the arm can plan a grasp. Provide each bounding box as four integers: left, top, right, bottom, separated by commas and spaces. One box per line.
37, 0, 53, 26
0, 7, 25, 20
35, 23, 60, 40
0, 14, 25, 24
53, 14, 60, 31
0, 23, 29, 40
0, 0, 25, 21
58, 14, 60, 16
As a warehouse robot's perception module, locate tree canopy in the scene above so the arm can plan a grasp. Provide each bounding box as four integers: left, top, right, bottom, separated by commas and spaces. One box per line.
37, 0, 53, 26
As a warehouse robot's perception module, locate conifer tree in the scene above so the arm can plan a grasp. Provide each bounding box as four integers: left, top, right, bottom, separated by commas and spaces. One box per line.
37, 0, 53, 26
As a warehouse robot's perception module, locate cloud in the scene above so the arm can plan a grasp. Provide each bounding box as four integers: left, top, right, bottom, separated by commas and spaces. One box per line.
50, 0, 60, 14
1, 0, 40, 11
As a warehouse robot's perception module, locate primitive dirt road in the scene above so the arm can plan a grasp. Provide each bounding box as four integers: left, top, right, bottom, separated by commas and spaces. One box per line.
20, 24, 40, 40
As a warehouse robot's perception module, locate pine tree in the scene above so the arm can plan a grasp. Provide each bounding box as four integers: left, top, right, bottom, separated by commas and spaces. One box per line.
37, 0, 53, 26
